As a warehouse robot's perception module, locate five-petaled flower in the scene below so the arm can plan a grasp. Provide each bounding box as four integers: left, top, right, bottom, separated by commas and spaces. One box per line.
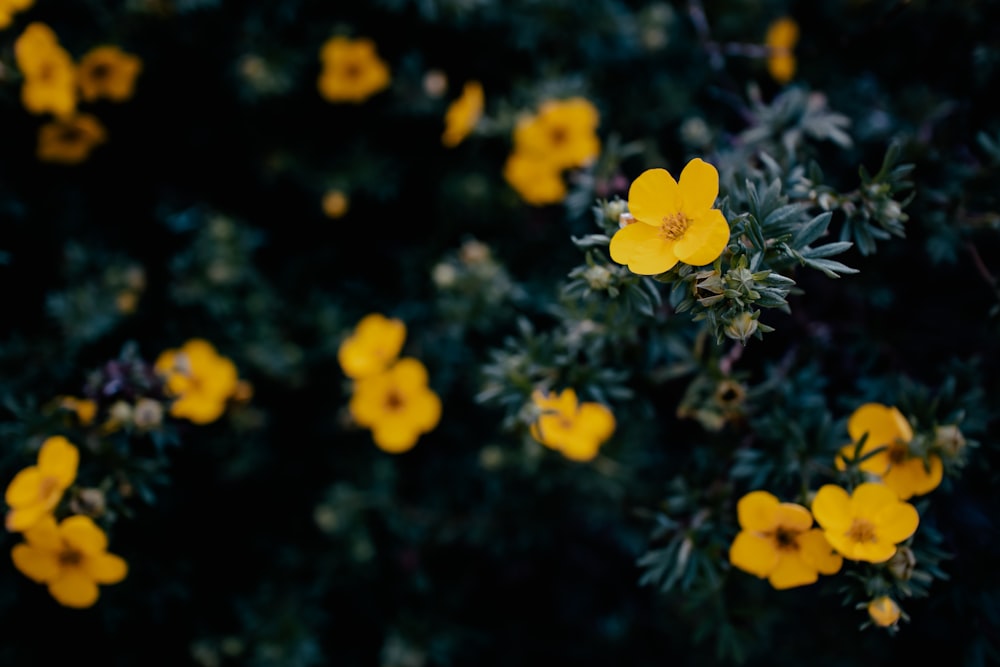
837, 402, 943, 500
867, 596, 902, 628
15, 22, 77, 117
11, 514, 127, 608
37, 112, 108, 164
77, 45, 143, 102
5, 436, 79, 532
317, 36, 391, 104
529, 388, 616, 462
609, 158, 731, 275
811, 482, 919, 563
348, 358, 442, 453
442, 80, 484, 148
728, 490, 843, 589
337, 313, 406, 380
154, 338, 240, 424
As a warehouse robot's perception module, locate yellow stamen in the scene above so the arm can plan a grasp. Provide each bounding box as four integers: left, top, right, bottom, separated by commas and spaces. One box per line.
660, 212, 690, 240
846, 518, 877, 543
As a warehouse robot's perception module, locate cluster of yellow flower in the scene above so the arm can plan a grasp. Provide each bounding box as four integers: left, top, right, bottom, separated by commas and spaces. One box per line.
529, 388, 616, 462
765, 17, 799, 85
729, 402, 954, 630
338, 314, 442, 454
12, 21, 142, 164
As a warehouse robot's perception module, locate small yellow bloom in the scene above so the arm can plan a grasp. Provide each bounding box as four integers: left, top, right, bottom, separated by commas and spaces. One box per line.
59, 396, 97, 425
77, 45, 143, 102
836, 402, 943, 500
728, 490, 842, 589
337, 313, 406, 380
317, 36, 391, 104
154, 338, 239, 424
322, 189, 350, 219
442, 80, 484, 148
529, 388, 615, 462
765, 17, 799, 84
512, 97, 601, 170
0, 0, 33, 30
502, 151, 567, 206
811, 482, 919, 563
348, 358, 442, 454
5, 436, 79, 532
11, 514, 127, 608
867, 596, 902, 627
15, 22, 77, 116
37, 113, 107, 165
609, 158, 731, 275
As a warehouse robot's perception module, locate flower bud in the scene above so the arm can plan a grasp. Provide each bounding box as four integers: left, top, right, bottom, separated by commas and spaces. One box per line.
867, 596, 901, 627
934, 424, 966, 459
724, 311, 758, 344
886, 545, 916, 580
582, 265, 613, 290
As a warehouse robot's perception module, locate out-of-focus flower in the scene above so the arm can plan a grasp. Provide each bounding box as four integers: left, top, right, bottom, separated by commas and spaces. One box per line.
36, 113, 107, 164
728, 490, 842, 589
811, 482, 919, 563
11, 514, 127, 608
337, 313, 406, 380
348, 358, 442, 454
609, 158, 730, 275
77, 45, 143, 102
867, 596, 902, 627
154, 338, 239, 424
5, 436, 79, 532
15, 22, 77, 116
441, 80, 484, 147
422, 68, 448, 98
322, 189, 350, 218
0, 0, 33, 30
529, 388, 615, 462
502, 151, 567, 206
836, 402, 943, 500
765, 17, 799, 85
317, 36, 390, 103
59, 396, 97, 426
512, 97, 600, 170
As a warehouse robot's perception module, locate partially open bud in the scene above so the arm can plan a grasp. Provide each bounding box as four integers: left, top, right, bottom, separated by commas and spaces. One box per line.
867, 596, 901, 627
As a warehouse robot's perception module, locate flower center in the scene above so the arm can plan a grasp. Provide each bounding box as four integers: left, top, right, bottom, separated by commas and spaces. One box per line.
772, 527, 800, 552
90, 62, 111, 81
887, 441, 909, 465
659, 212, 690, 240
846, 518, 877, 543
343, 61, 363, 80
549, 126, 568, 146
384, 389, 404, 412
58, 547, 83, 567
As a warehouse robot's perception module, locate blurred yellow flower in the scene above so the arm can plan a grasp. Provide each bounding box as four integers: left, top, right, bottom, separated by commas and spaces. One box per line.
14, 22, 77, 117
728, 490, 842, 590
36, 113, 107, 165
609, 158, 730, 275
502, 151, 567, 206
513, 96, 600, 170
77, 45, 143, 102
317, 36, 390, 103
0, 0, 33, 30
11, 514, 127, 608
441, 80, 484, 147
348, 358, 442, 454
836, 402, 942, 500
338, 313, 406, 379
529, 388, 615, 462
5, 436, 79, 532
59, 396, 97, 425
765, 17, 799, 85
154, 338, 239, 424
867, 596, 902, 627
811, 482, 919, 563
322, 189, 350, 219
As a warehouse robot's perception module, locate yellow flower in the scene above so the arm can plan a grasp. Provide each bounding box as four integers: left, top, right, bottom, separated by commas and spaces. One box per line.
609, 158, 731, 275
836, 402, 943, 500
728, 490, 843, 589
348, 358, 442, 454
317, 36, 391, 103
322, 189, 350, 219
36, 113, 107, 165
867, 596, 902, 627
512, 97, 600, 170
59, 396, 97, 425
337, 313, 406, 380
11, 514, 127, 608
0, 0, 33, 30
442, 80, 484, 148
77, 45, 143, 102
154, 338, 239, 424
14, 22, 77, 116
765, 17, 799, 85
5, 436, 79, 532
502, 151, 567, 206
529, 388, 616, 462
811, 482, 919, 563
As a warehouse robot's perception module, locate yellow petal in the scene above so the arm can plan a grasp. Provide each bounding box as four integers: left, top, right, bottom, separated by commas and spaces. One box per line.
849, 482, 900, 521
797, 528, 843, 575
559, 438, 601, 462
810, 484, 851, 532
391, 357, 429, 389
59, 515, 108, 555
849, 539, 898, 564
729, 531, 778, 578
628, 168, 679, 224
773, 502, 813, 532
408, 389, 442, 432
768, 552, 818, 589
83, 552, 128, 584
36, 436, 79, 487
872, 499, 919, 545
608, 221, 678, 275
48, 570, 100, 608
677, 158, 719, 216
5, 467, 44, 507
672, 209, 730, 266
882, 455, 943, 500
5, 503, 51, 533
11, 543, 60, 583
23, 514, 61, 551
576, 402, 616, 442
848, 403, 912, 448
736, 491, 779, 532
372, 422, 419, 454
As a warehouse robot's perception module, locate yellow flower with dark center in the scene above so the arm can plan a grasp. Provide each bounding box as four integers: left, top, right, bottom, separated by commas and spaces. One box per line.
867, 596, 902, 627
811, 482, 919, 563
348, 358, 442, 454
337, 313, 406, 379
77, 45, 143, 102
5, 436, 79, 532
154, 338, 239, 424
11, 514, 127, 608
317, 36, 391, 103
442, 80, 484, 147
609, 158, 731, 275
502, 151, 567, 206
14, 22, 77, 116
0, 0, 33, 30
836, 402, 943, 500
529, 388, 615, 462
765, 17, 799, 85
36, 113, 107, 164
728, 490, 843, 589
512, 97, 600, 171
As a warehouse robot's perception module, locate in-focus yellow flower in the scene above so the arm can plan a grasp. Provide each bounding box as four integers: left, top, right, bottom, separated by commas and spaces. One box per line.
322, 189, 350, 219
836, 402, 943, 500
512, 97, 600, 170
0, 0, 33, 30
811, 482, 919, 563
77, 45, 143, 102
765, 17, 799, 85
5, 436, 79, 532
502, 151, 567, 206
154, 338, 239, 424
442, 80, 484, 148
609, 158, 730, 275
529, 388, 615, 462
37, 113, 107, 165
867, 596, 902, 627
337, 313, 406, 380
348, 358, 442, 454
728, 490, 843, 589
317, 36, 390, 103
14, 22, 77, 116
11, 514, 127, 608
